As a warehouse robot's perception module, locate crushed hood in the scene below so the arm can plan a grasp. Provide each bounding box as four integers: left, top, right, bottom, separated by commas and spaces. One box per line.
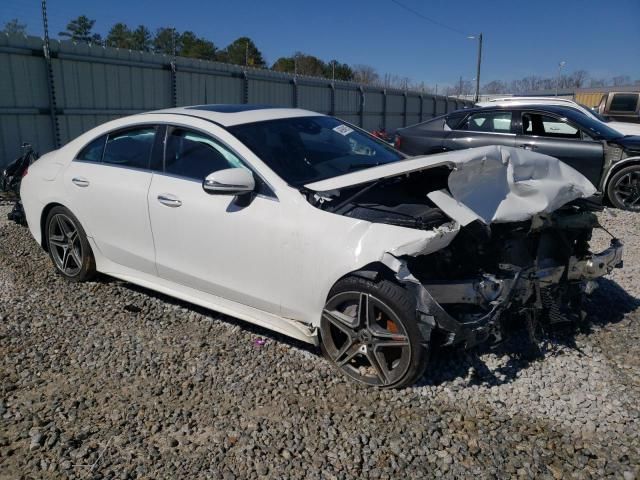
306, 145, 597, 224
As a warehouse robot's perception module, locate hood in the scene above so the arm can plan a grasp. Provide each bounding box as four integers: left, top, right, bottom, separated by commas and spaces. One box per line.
608, 122, 640, 137
611, 135, 640, 153
306, 145, 597, 224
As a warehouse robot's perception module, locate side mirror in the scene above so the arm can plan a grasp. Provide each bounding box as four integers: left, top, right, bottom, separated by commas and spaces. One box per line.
202, 168, 255, 195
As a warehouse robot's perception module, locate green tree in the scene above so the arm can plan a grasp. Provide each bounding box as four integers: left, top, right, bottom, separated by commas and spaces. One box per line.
59, 15, 101, 44
153, 27, 180, 55
220, 37, 265, 67
181, 31, 216, 60
271, 56, 296, 74
130, 25, 152, 52
324, 60, 353, 81
106, 23, 132, 49
2, 19, 27, 35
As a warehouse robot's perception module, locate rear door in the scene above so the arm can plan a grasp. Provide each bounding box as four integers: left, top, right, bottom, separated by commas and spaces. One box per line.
64, 125, 159, 275
516, 111, 604, 187
443, 110, 517, 151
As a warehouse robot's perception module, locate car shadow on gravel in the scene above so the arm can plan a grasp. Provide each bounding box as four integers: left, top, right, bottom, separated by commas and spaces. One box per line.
417, 278, 640, 388
99, 274, 639, 389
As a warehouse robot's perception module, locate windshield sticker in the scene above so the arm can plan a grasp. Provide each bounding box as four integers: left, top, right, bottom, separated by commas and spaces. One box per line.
333, 124, 354, 136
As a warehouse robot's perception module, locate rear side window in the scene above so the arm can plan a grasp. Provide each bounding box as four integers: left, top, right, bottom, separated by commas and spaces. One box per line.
103, 127, 156, 169
522, 113, 580, 139
77, 135, 106, 162
164, 128, 246, 181
609, 93, 639, 113
445, 112, 466, 129
462, 112, 513, 133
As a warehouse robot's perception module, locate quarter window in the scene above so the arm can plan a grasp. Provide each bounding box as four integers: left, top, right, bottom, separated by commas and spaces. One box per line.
462, 112, 513, 133
76, 135, 106, 162
103, 127, 156, 169
522, 113, 580, 139
164, 128, 246, 181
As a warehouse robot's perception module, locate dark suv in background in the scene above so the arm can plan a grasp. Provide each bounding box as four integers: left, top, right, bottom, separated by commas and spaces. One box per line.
395, 105, 640, 211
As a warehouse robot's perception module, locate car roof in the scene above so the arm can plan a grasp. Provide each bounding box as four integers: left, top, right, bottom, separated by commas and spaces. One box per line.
450, 104, 587, 117
146, 104, 323, 127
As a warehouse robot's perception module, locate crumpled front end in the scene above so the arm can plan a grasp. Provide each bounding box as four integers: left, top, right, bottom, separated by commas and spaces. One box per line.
307, 145, 624, 348
382, 205, 623, 348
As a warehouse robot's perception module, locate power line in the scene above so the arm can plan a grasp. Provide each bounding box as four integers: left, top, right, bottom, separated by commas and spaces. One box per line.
390, 0, 470, 37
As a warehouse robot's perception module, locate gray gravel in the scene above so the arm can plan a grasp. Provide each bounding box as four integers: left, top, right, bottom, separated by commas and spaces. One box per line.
1, 203, 639, 479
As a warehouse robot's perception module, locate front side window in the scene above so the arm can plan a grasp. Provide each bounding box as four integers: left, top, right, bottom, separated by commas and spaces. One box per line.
462, 111, 513, 133
522, 113, 580, 139
103, 127, 156, 169
609, 93, 639, 113
76, 135, 106, 162
164, 127, 246, 181
228, 116, 403, 186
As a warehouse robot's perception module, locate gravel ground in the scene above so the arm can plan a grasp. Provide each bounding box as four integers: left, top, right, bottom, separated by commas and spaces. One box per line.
1, 202, 639, 479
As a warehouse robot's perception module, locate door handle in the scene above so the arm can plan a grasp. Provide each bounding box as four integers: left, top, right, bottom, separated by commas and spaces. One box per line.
71, 177, 90, 187
157, 194, 182, 208
519, 144, 537, 151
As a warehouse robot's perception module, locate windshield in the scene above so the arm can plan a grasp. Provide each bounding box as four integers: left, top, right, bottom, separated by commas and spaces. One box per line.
562, 109, 623, 140
578, 103, 609, 123
228, 116, 404, 186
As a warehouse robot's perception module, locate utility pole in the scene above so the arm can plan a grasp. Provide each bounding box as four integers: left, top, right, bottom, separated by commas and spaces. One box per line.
469, 33, 483, 103
459, 76, 463, 98
556, 61, 566, 96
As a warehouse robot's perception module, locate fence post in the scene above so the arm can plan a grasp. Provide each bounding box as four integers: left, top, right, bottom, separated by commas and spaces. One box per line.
242, 71, 249, 104
329, 82, 336, 116
359, 86, 365, 128
41, 0, 60, 148
291, 78, 298, 108
419, 94, 424, 122
403, 92, 408, 127
382, 88, 387, 130
170, 61, 177, 107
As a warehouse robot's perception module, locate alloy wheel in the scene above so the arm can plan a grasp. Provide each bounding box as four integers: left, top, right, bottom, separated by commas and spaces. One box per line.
321, 291, 413, 387
48, 213, 84, 276
612, 170, 640, 211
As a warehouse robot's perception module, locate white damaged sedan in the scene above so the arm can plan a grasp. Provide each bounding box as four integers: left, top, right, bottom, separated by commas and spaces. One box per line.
20, 105, 624, 388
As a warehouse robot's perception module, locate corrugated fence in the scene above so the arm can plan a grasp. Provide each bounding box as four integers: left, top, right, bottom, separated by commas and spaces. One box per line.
0, 34, 473, 167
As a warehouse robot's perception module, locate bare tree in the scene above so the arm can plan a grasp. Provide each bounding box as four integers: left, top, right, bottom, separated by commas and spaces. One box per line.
352, 64, 379, 85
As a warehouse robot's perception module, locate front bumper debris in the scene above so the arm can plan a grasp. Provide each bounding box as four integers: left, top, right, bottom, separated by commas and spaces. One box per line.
406, 239, 624, 348
567, 239, 624, 280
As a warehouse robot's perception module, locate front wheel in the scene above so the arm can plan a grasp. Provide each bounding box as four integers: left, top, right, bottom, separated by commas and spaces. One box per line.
320, 276, 429, 388
45, 206, 96, 282
606, 164, 640, 211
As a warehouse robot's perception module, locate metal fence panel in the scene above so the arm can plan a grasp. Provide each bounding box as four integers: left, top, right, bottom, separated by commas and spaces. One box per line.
0, 34, 473, 167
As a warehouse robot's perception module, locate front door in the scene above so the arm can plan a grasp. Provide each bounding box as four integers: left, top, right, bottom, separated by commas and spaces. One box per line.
516, 112, 604, 187
147, 125, 283, 315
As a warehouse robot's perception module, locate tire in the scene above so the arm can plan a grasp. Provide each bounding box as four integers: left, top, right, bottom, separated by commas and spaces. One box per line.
606, 164, 640, 211
320, 276, 430, 388
45, 206, 96, 282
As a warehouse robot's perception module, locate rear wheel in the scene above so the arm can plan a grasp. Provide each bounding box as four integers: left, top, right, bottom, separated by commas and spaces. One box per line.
45, 206, 96, 282
320, 276, 429, 388
607, 164, 640, 211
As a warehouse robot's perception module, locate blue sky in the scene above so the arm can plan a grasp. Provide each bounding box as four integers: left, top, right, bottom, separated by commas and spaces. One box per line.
2, 0, 639, 87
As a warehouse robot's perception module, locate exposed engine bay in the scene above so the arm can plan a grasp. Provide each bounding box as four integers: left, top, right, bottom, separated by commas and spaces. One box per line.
304, 151, 624, 349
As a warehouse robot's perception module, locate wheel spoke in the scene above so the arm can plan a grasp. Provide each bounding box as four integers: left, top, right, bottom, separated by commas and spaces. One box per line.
323, 309, 357, 333
629, 194, 640, 206
61, 248, 71, 271
49, 236, 66, 248
358, 293, 371, 329
69, 246, 82, 267
365, 348, 390, 384
335, 342, 361, 366
56, 215, 71, 237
